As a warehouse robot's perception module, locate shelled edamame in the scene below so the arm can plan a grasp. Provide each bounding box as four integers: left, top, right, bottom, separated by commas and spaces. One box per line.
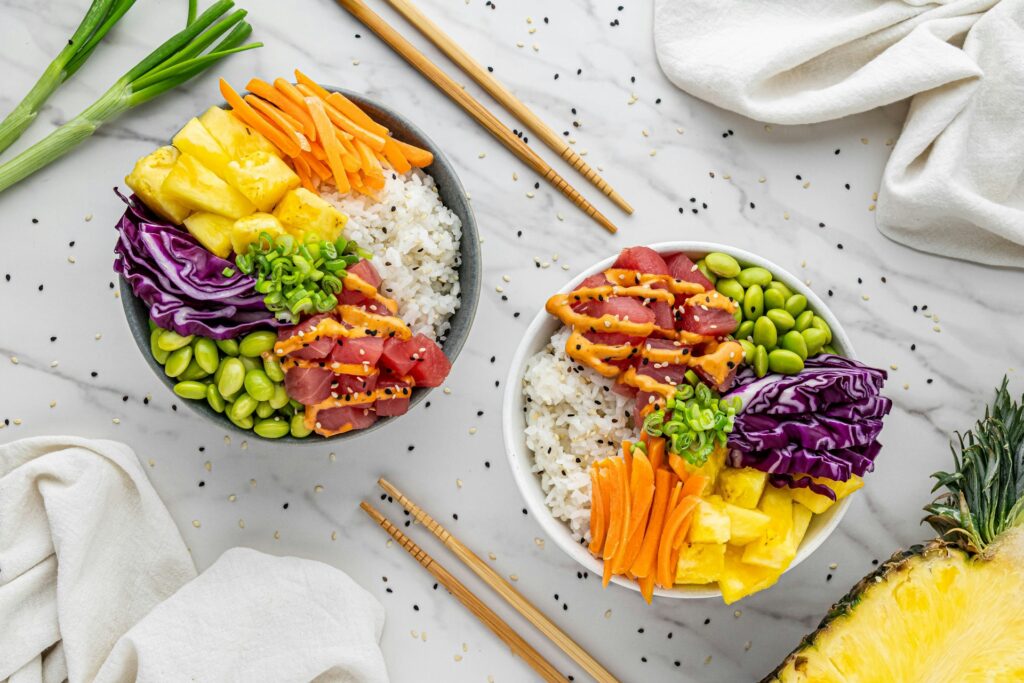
149, 320, 308, 438
702, 252, 838, 378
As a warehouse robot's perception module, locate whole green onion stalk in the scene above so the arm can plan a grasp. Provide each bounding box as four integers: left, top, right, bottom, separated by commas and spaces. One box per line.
0, 0, 261, 194
0, 0, 138, 155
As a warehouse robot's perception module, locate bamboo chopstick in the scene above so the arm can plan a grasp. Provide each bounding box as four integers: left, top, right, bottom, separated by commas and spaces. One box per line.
378, 0, 633, 215
378, 478, 619, 683
334, 0, 619, 234
360, 501, 565, 682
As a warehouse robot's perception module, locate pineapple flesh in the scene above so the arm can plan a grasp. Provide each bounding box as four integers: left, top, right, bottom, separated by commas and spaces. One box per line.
124, 146, 192, 224
161, 153, 256, 220
223, 151, 300, 212
182, 213, 233, 258
198, 106, 279, 158
273, 188, 347, 242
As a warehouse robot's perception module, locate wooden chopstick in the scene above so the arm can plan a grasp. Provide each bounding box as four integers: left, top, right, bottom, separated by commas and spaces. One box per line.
334, 0, 619, 234
378, 0, 633, 216
378, 478, 619, 683
360, 501, 565, 682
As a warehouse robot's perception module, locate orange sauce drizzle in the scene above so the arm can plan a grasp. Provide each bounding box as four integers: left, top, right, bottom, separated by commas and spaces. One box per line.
303, 378, 413, 436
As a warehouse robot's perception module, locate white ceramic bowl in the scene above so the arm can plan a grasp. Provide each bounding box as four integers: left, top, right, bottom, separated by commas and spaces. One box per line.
502, 241, 856, 599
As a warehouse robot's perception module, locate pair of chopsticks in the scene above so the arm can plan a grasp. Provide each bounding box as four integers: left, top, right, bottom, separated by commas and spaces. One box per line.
335, 0, 630, 234
361, 478, 618, 682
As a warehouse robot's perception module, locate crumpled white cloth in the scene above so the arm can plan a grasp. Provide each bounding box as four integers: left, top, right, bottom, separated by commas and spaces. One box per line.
0, 436, 388, 683
654, 0, 1024, 268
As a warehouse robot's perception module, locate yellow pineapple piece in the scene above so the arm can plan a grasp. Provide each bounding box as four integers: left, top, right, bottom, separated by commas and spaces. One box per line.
183, 213, 233, 258
742, 486, 795, 569
724, 502, 771, 545
124, 146, 192, 224
675, 542, 726, 584
678, 446, 726, 494
231, 213, 287, 255
273, 188, 347, 242
688, 495, 731, 544
717, 467, 768, 509
198, 106, 279, 158
161, 153, 256, 220
790, 502, 813, 551
720, 545, 785, 605
790, 475, 864, 514
172, 117, 232, 179
223, 151, 300, 212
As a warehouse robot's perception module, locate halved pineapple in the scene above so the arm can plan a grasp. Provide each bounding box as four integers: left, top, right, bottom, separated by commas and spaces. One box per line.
183, 213, 233, 258
742, 486, 795, 569
790, 475, 864, 514
172, 117, 232, 179
688, 495, 731, 544
675, 542, 726, 584
199, 106, 280, 158
720, 544, 785, 605
161, 153, 256, 219
679, 446, 727, 495
231, 213, 286, 255
124, 146, 192, 224
717, 467, 768, 509
273, 188, 347, 242
223, 151, 300, 212
724, 502, 771, 545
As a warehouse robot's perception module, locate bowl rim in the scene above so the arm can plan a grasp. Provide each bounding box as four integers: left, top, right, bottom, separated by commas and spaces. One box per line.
502, 241, 856, 599
119, 87, 481, 445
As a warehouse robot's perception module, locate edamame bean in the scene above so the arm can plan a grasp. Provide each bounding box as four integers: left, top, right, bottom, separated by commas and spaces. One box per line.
193, 338, 219, 374
766, 308, 795, 332
737, 267, 772, 288
179, 359, 209, 381
206, 384, 226, 413
269, 384, 290, 409
738, 339, 755, 362
277, 402, 295, 418
716, 278, 744, 302
229, 393, 258, 421
768, 348, 805, 374
705, 252, 741, 278
289, 399, 303, 411
164, 346, 193, 378
736, 320, 755, 340
256, 401, 275, 418
173, 380, 208, 400
244, 369, 275, 402
239, 355, 261, 372
780, 331, 809, 360
228, 413, 254, 430
794, 310, 815, 332
753, 316, 778, 348
753, 345, 769, 378
822, 344, 838, 355
767, 280, 794, 299
157, 331, 194, 352
150, 329, 170, 364
263, 355, 285, 382
695, 259, 718, 284
239, 331, 277, 357
743, 285, 764, 320
764, 288, 786, 311
811, 316, 833, 344
801, 327, 827, 355
785, 294, 808, 317
290, 413, 312, 438
255, 418, 290, 439
148, 319, 158, 332
732, 308, 743, 324
215, 339, 240, 356
217, 358, 245, 397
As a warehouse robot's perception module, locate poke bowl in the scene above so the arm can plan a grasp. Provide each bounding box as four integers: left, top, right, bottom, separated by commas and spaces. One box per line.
503, 242, 891, 602
118, 72, 480, 443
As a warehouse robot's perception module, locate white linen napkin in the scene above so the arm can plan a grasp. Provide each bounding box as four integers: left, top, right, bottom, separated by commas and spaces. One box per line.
0, 436, 388, 683
654, 0, 1024, 268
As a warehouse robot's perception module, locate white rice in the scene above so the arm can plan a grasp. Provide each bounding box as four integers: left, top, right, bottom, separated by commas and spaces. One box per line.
521, 328, 633, 539
322, 170, 462, 341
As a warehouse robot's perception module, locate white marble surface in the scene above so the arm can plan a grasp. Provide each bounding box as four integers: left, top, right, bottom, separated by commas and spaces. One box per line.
1, 1, 1022, 681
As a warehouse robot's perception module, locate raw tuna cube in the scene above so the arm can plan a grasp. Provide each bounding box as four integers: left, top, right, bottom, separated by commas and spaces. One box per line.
678, 304, 739, 336
613, 246, 669, 275
380, 337, 419, 375
408, 336, 451, 388
315, 405, 378, 433
284, 366, 333, 405
664, 252, 714, 291
331, 336, 385, 365
375, 376, 412, 417
278, 313, 334, 360
332, 372, 378, 397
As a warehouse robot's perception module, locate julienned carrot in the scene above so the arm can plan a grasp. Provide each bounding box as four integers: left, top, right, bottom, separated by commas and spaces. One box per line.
648, 437, 665, 472
382, 138, 412, 174
326, 92, 389, 137
300, 150, 330, 181
354, 139, 385, 190
622, 441, 632, 477
668, 452, 690, 483
393, 138, 433, 167
336, 131, 362, 171
672, 509, 697, 551
306, 97, 350, 194
293, 68, 331, 100
588, 466, 606, 556
246, 78, 317, 141
245, 94, 310, 153
602, 464, 624, 586
273, 78, 308, 110
680, 473, 708, 500
639, 571, 656, 604
293, 155, 316, 192
347, 170, 366, 194
630, 468, 674, 579
617, 452, 654, 572
657, 496, 699, 588
219, 79, 301, 157
319, 99, 386, 153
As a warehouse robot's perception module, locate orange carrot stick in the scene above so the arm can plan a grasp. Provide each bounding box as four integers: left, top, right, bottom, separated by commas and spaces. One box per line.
273, 78, 310, 110
246, 78, 317, 140
300, 150, 331, 181
306, 97, 350, 193
393, 138, 433, 167
657, 496, 699, 587
667, 452, 690, 483
630, 469, 673, 579
618, 452, 655, 572
219, 79, 300, 157
648, 437, 665, 472
325, 92, 389, 137
587, 466, 606, 556
336, 132, 362, 172
672, 510, 696, 551
245, 95, 310, 153
680, 473, 707, 500
639, 571, 656, 604
354, 139, 385, 190
381, 138, 411, 174
609, 457, 633, 578
293, 156, 316, 192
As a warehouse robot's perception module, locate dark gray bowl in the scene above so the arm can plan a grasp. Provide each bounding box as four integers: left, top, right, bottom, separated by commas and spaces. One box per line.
120, 88, 481, 444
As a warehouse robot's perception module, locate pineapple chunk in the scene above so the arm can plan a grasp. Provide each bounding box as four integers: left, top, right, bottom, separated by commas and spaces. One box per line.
724, 502, 771, 545
198, 106, 279, 158
172, 117, 232, 179
124, 146, 192, 224
231, 213, 287, 255
791, 502, 813, 551
161, 153, 256, 219
720, 545, 784, 605
678, 446, 726, 495
183, 213, 233, 258
223, 151, 300, 212
675, 542, 726, 584
273, 188, 347, 242
742, 486, 795, 569
790, 475, 864, 514
717, 467, 768, 509
688, 495, 731, 544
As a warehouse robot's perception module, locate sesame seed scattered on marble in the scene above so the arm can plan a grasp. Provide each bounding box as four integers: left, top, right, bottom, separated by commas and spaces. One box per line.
534, 537, 545, 548
238, 519, 245, 528
331, 531, 338, 541
112, 417, 120, 424
228, 494, 237, 502
604, 609, 612, 619
192, 520, 201, 528
10, 356, 18, 364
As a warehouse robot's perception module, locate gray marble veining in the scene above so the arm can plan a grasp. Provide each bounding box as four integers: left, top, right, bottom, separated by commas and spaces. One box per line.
1, 1, 1021, 681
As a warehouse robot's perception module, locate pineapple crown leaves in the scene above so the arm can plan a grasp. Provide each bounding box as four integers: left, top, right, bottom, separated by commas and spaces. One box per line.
924, 377, 1024, 555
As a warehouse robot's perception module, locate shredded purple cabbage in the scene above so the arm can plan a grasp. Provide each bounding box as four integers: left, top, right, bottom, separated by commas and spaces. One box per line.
725, 355, 891, 491
112, 190, 280, 339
